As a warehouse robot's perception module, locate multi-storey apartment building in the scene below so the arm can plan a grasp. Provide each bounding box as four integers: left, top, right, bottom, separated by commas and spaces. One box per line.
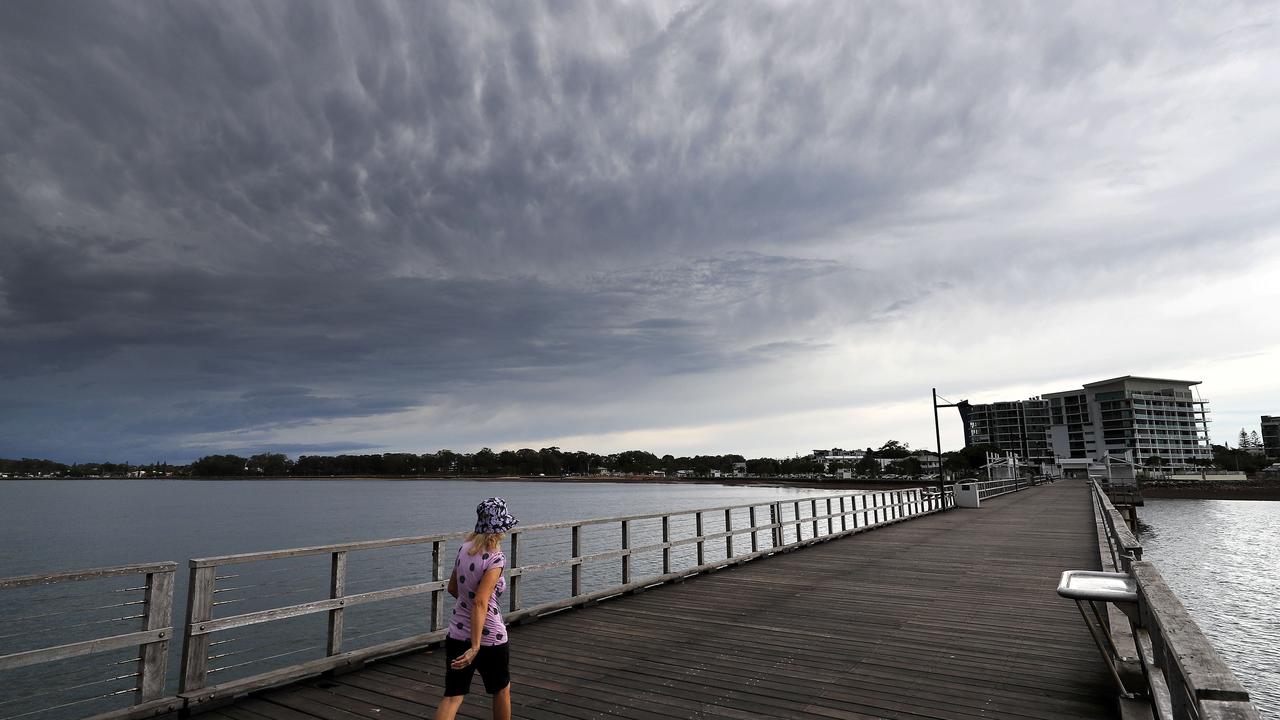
1263, 415, 1280, 460
966, 399, 1053, 465
967, 376, 1212, 470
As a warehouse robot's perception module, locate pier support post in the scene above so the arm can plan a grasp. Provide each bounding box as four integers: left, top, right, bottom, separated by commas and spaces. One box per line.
432, 541, 445, 630
326, 551, 346, 656
137, 567, 174, 703
724, 509, 733, 560
179, 564, 215, 694
571, 525, 582, 598
621, 520, 631, 585
695, 512, 705, 566
508, 534, 521, 613
661, 516, 671, 574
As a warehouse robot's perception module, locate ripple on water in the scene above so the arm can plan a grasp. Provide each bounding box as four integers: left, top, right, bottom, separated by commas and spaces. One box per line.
1140, 499, 1280, 717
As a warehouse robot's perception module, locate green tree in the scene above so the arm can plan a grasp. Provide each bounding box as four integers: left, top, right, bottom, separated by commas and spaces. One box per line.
191, 454, 248, 477
877, 440, 911, 459
248, 453, 291, 476
472, 448, 498, 474
855, 454, 880, 476
897, 456, 923, 477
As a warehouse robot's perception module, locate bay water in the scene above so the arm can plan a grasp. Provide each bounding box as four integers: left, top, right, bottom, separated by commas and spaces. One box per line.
1138, 498, 1279, 717
0, 479, 846, 718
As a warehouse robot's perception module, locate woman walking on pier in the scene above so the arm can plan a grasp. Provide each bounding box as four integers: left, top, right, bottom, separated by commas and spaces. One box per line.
434, 497, 518, 720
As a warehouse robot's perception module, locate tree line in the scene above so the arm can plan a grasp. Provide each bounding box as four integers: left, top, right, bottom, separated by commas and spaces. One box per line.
6, 438, 1268, 479
1, 440, 1001, 479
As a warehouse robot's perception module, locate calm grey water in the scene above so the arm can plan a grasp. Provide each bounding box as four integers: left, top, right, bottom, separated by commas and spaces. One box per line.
0, 479, 858, 718
1139, 499, 1279, 718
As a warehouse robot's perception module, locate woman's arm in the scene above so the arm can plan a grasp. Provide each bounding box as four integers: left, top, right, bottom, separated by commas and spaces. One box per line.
450, 567, 502, 669
447, 567, 458, 598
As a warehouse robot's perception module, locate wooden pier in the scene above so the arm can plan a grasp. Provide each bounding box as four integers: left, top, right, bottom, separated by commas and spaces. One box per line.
3, 480, 1261, 720
188, 482, 1112, 720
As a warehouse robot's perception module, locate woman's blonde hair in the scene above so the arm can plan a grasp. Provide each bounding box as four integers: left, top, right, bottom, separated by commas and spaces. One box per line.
465, 532, 504, 554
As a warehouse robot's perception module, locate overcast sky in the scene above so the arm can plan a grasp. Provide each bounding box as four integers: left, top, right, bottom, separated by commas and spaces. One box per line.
2, 1, 1278, 464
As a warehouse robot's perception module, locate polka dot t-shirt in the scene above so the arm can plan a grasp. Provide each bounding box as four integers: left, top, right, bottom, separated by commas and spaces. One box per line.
447, 543, 508, 646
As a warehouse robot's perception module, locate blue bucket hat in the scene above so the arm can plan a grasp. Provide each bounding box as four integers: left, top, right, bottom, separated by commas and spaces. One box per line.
475, 497, 518, 534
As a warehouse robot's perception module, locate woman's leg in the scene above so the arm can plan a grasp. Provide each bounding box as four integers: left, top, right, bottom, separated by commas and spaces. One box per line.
433, 694, 464, 720
490, 684, 510, 720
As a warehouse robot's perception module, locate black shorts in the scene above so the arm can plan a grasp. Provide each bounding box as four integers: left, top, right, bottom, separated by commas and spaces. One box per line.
443, 637, 510, 696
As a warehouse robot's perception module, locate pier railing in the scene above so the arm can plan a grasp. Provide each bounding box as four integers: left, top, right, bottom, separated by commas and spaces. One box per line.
0, 562, 180, 720
1088, 481, 1260, 720
974, 476, 1046, 501
175, 489, 949, 711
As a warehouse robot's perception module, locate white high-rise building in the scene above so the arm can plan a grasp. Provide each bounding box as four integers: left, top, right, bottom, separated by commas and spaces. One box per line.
965, 375, 1213, 471
1043, 376, 1211, 469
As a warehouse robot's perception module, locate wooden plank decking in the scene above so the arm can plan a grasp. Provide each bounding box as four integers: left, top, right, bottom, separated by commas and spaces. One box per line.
196, 480, 1114, 720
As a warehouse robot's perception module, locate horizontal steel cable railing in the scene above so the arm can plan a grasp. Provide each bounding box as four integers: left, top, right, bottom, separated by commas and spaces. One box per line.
175, 489, 950, 708
0, 563, 179, 720
1, 489, 954, 719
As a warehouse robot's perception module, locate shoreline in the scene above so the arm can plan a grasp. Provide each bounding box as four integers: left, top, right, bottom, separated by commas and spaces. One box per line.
0, 474, 931, 492
11, 474, 1277, 499
1140, 484, 1280, 501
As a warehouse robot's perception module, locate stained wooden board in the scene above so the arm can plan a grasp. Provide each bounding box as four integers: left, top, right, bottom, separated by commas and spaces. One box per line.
173, 480, 1115, 719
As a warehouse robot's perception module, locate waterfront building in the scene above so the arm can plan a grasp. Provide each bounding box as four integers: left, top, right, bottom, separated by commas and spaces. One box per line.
966, 376, 1212, 470
1263, 415, 1280, 460
914, 451, 941, 474
965, 399, 1054, 465
810, 448, 866, 472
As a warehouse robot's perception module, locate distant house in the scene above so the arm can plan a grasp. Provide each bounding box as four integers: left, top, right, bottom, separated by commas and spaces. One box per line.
811, 449, 866, 472
709, 469, 722, 478
651, 470, 666, 477
732, 462, 747, 477
913, 452, 941, 473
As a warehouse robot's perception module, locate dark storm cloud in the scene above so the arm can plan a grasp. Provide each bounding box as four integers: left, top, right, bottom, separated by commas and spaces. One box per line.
0, 1, 1133, 272
2, 1, 1277, 460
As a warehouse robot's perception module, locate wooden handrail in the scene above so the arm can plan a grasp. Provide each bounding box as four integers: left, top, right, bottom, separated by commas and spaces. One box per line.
1085, 481, 1259, 719
177, 488, 951, 705
0, 562, 180, 720
0, 561, 176, 588
1090, 480, 1142, 571
187, 491, 888, 567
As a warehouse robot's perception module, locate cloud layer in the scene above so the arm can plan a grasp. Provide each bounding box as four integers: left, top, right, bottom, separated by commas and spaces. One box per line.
2, 1, 1279, 461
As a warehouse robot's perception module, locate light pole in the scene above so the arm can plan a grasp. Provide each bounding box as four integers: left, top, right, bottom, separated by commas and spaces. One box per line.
933, 388, 967, 509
